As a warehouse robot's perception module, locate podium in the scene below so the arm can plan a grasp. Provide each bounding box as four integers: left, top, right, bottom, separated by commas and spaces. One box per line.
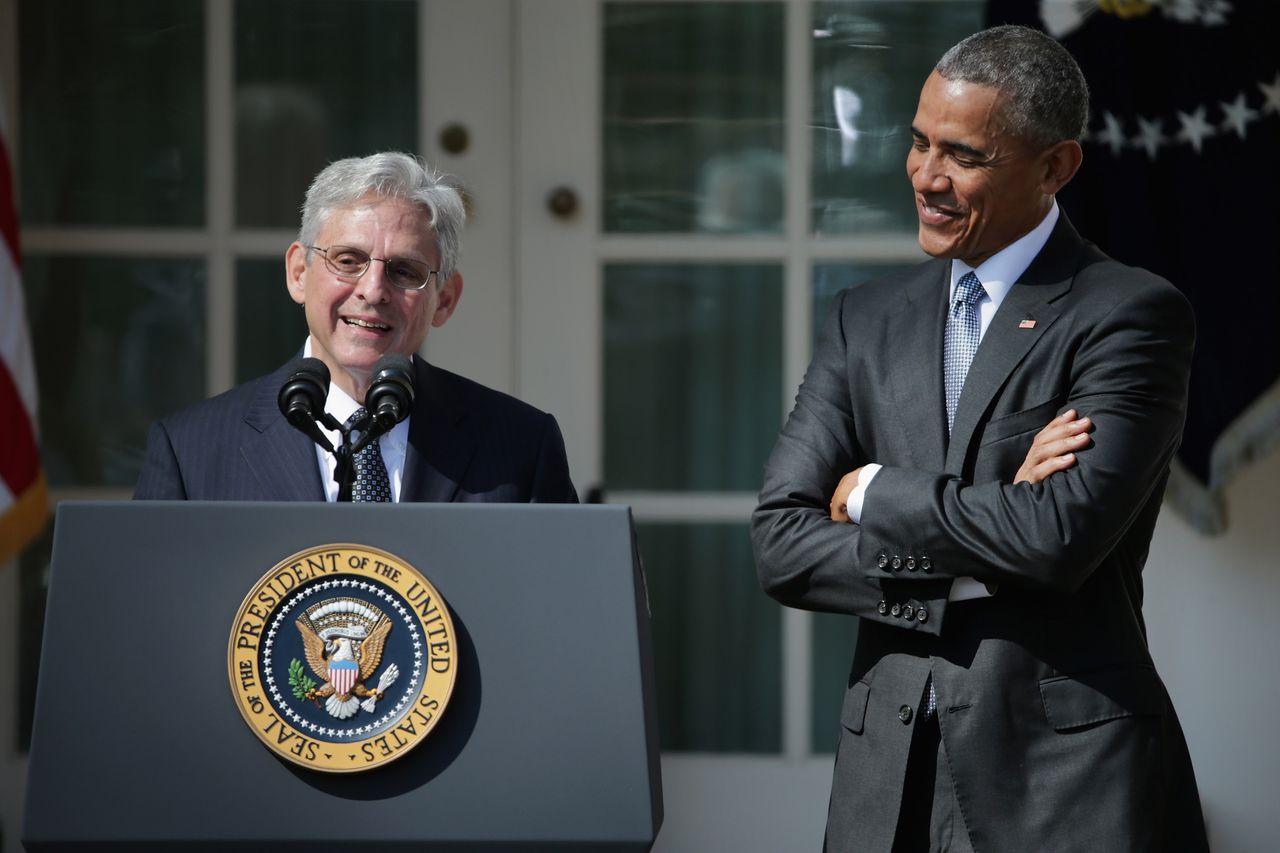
23, 502, 662, 851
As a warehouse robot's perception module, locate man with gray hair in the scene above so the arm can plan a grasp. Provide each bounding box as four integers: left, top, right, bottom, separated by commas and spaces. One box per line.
136, 151, 576, 504
753, 26, 1206, 851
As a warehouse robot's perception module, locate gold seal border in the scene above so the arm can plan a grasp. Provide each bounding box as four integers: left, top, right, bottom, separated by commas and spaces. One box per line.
227, 543, 458, 773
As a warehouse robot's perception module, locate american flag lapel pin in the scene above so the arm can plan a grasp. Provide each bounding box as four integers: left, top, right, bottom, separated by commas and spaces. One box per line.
1018, 319, 1037, 329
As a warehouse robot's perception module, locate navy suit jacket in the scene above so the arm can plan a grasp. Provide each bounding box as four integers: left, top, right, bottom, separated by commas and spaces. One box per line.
135, 355, 577, 503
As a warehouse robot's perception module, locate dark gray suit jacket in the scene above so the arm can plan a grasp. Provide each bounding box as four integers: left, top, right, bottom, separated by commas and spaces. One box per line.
135, 355, 577, 504
752, 215, 1207, 852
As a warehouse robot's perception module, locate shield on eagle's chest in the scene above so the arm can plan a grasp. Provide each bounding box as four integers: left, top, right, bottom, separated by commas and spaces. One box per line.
330, 659, 359, 696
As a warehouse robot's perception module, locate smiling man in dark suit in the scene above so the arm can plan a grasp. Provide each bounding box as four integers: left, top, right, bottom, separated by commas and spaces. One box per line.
752, 26, 1207, 852
135, 152, 576, 504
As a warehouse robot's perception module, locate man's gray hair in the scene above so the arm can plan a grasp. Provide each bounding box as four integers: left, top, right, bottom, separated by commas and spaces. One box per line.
299, 151, 466, 281
936, 25, 1089, 150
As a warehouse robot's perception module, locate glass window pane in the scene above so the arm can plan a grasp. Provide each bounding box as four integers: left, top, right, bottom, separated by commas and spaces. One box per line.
235, 0, 418, 228
604, 264, 782, 491
638, 522, 781, 752
604, 2, 786, 233
19, 0, 205, 226
811, 611, 859, 753
811, 1, 983, 234
24, 256, 206, 488
236, 259, 309, 383
813, 261, 912, 334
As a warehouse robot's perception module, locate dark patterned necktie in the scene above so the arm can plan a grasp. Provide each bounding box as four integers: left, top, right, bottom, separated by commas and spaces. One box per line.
349, 407, 391, 503
944, 271, 985, 434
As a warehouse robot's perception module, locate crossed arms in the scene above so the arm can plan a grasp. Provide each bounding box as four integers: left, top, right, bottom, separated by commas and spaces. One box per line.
750, 273, 1194, 632
828, 409, 1093, 523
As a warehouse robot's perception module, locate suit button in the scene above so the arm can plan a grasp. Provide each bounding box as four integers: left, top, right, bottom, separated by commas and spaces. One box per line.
891, 555, 902, 570
906, 556, 917, 571
890, 603, 901, 617
898, 705, 913, 724
916, 607, 928, 623
902, 604, 915, 620
920, 557, 933, 573
878, 600, 888, 615
877, 553, 889, 569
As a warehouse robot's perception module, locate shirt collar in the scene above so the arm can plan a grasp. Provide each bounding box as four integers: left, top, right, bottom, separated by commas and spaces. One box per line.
950, 200, 1060, 305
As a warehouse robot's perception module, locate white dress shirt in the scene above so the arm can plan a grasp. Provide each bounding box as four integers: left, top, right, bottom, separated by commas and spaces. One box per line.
302, 338, 410, 502
847, 201, 1061, 600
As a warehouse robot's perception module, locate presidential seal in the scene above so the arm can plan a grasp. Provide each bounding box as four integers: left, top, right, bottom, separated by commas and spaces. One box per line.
228, 544, 457, 772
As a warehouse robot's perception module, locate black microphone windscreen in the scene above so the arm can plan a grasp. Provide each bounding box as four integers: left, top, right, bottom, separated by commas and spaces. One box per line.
372, 353, 413, 383
278, 357, 331, 424
297, 357, 331, 385
367, 353, 414, 428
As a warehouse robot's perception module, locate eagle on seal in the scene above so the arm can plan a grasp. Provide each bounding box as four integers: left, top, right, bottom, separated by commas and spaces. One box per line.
295, 597, 399, 719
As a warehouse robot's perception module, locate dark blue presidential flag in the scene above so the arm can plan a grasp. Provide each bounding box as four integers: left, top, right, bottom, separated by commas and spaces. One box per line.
986, 0, 1280, 533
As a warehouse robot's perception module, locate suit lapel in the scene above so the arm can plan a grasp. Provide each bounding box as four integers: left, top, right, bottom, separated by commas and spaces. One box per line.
241, 366, 326, 500
885, 261, 950, 472
944, 215, 1084, 474
401, 357, 476, 502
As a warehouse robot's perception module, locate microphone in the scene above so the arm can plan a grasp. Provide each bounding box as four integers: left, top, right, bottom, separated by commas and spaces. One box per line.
277, 358, 335, 452
364, 353, 415, 435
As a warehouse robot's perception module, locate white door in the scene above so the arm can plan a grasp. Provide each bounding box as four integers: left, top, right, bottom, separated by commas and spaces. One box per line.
514, 2, 981, 850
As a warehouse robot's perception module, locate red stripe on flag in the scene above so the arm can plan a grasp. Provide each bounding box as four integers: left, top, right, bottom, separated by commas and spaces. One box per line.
0, 131, 19, 271
0, 361, 39, 495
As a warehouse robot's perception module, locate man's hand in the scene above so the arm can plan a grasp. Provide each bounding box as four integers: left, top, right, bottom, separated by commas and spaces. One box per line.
830, 467, 865, 522
1015, 409, 1092, 485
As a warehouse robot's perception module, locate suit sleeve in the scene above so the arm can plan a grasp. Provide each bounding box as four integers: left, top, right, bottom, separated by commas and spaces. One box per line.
529, 413, 579, 503
133, 420, 189, 500
751, 289, 946, 622
857, 279, 1193, 596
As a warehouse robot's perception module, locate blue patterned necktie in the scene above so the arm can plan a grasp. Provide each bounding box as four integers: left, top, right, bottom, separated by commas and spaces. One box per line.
944, 271, 986, 434
348, 407, 392, 503
927, 272, 985, 719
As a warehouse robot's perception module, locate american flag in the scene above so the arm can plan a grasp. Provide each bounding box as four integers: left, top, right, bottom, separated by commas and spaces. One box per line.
0, 84, 47, 564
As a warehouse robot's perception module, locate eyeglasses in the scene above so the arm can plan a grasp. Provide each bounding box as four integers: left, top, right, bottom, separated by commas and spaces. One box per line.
308, 245, 439, 291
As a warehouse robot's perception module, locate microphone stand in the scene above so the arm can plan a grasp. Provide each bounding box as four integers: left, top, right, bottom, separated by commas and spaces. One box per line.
299, 410, 362, 503
333, 433, 355, 503
333, 409, 395, 502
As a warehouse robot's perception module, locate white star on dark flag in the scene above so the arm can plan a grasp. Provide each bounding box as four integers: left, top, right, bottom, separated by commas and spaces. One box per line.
1258, 73, 1280, 116
1096, 111, 1127, 155
1175, 106, 1215, 153
1133, 116, 1167, 159
1218, 92, 1259, 139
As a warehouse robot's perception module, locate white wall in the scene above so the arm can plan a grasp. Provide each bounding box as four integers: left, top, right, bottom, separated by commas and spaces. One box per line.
1144, 442, 1280, 852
